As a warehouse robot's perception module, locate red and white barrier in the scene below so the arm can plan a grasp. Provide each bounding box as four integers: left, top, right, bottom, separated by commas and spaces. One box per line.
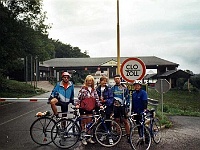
0, 98, 48, 102
0, 97, 78, 102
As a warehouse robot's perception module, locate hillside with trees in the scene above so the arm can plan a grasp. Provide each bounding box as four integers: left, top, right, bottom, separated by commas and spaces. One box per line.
0, 0, 89, 81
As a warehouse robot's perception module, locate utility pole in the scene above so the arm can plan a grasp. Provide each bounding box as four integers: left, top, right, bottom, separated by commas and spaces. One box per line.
117, 0, 120, 74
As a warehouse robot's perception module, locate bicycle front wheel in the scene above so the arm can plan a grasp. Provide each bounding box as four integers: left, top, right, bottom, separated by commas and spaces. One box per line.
152, 118, 162, 144
30, 116, 55, 145
51, 118, 81, 149
95, 119, 122, 147
130, 125, 151, 150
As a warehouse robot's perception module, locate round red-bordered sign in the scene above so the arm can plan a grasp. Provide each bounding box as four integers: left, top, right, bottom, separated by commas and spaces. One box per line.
120, 57, 146, 82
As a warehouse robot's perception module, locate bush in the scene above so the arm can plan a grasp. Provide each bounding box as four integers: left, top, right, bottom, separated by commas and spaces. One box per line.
191, 74, 200, 89
0, 78, 40, 97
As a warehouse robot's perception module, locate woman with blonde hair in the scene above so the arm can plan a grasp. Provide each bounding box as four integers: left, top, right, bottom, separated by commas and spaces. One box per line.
76, 75, 102, 145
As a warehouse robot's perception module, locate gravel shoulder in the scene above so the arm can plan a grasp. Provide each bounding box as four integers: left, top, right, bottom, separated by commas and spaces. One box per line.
72, 116, 200, 150
153, 115, 200, 150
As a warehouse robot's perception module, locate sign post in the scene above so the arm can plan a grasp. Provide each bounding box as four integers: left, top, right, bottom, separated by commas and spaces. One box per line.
155, 79, 170, 119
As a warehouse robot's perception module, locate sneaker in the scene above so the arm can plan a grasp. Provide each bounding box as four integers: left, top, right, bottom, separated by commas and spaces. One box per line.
87, 138, 95, 144
109, 138, 114, 145
100, 135, 106, 141
82, 139, 87, 145
153, 128, 158, 132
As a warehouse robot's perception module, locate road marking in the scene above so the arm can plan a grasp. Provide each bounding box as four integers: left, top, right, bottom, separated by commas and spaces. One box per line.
0, 105, 47, 126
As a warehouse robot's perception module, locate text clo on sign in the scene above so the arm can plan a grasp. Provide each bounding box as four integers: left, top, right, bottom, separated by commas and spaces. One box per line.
125, 64, 141, 76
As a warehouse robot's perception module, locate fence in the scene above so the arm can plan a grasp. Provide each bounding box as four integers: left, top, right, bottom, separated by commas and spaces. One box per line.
148, 98, 159, 111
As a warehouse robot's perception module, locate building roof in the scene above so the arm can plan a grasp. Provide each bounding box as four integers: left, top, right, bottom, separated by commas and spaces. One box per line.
40, 56, 179, 68
144, 73, 157, 79
159, 70, 177, 77
159, 70, 193, 78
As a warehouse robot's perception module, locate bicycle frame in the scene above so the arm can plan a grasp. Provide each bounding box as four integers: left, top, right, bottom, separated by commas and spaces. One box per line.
65, 110, 110, 138
145, 109, 162, 144
51, 107, 123, 149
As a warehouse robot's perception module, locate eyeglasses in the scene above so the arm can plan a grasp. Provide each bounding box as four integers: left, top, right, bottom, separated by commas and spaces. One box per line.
63, 76, 69, 79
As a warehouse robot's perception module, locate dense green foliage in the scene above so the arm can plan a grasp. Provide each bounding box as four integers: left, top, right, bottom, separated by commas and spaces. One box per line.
0, 0, 89, 80
190, 74, 200, 89
54, 41, 89, 58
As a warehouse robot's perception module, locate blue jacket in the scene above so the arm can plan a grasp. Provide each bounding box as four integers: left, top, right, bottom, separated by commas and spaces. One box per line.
49, 81, 74, 104
96, 85, 114, 115
111, 84, 130, 107
132, 89, 148, 113
96, 85, 114, 107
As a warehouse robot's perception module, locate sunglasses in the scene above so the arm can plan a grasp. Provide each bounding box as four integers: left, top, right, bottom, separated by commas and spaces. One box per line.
63, 76, 69, 79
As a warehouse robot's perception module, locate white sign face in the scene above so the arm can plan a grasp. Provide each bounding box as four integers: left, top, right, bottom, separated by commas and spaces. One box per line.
120, 58, 146, 82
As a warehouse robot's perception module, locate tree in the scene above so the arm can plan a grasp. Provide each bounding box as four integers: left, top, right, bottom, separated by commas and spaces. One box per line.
1, 0, 50, 34
53, 40, 89, 58
0, 1, 52, 77
0, 0, 90, 81
191, 74, 200, 89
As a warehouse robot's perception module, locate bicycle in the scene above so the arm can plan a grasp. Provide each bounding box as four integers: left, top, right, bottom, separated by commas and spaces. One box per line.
129, 112, 152, 150
51, 107, 122, 149
30, 110, 74, 145
145, 109, 162, 144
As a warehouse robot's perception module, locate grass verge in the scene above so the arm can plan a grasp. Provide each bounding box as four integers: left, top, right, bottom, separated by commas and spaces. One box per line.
0, 79, 45, 99
148, 87, 200, 127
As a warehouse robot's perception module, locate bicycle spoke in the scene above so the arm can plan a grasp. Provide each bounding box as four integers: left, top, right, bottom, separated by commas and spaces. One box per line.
130, 125, 151, 150
95, 119, 122, 147
51, 118, 80, 149
152, 118, 162, 144
30, 117, 55, 145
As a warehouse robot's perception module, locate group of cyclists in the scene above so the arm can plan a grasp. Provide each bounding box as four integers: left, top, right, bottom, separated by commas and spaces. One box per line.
48, 71, 148, 146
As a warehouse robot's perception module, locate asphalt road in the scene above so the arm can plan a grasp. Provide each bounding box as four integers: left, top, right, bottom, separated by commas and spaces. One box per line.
0, 89, 200, 150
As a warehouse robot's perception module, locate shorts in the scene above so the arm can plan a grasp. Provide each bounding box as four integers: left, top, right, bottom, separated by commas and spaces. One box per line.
56, 101, 69, 112
113, 106, 128, 119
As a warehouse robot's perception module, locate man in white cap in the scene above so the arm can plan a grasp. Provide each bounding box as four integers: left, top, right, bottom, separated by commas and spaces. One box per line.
132, 80, 148, 115
48, 72, 74, 117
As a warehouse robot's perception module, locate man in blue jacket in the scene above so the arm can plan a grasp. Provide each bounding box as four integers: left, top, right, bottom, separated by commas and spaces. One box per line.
48, 72, 74, 117
111, 74, 130, 143
132, 80, 148, 114
132, 80, 148, 126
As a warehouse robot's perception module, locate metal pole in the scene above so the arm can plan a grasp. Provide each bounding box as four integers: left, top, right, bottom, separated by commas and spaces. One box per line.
117, 0, 120, 74
30, 55, 33, 85
161, 79, 164, 120
25, 56, 28, 83
33, 57, 36, 89
35, 57, 38, 88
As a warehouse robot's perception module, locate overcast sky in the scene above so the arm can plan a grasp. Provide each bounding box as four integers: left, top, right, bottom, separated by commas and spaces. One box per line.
43, 0, 200, 74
